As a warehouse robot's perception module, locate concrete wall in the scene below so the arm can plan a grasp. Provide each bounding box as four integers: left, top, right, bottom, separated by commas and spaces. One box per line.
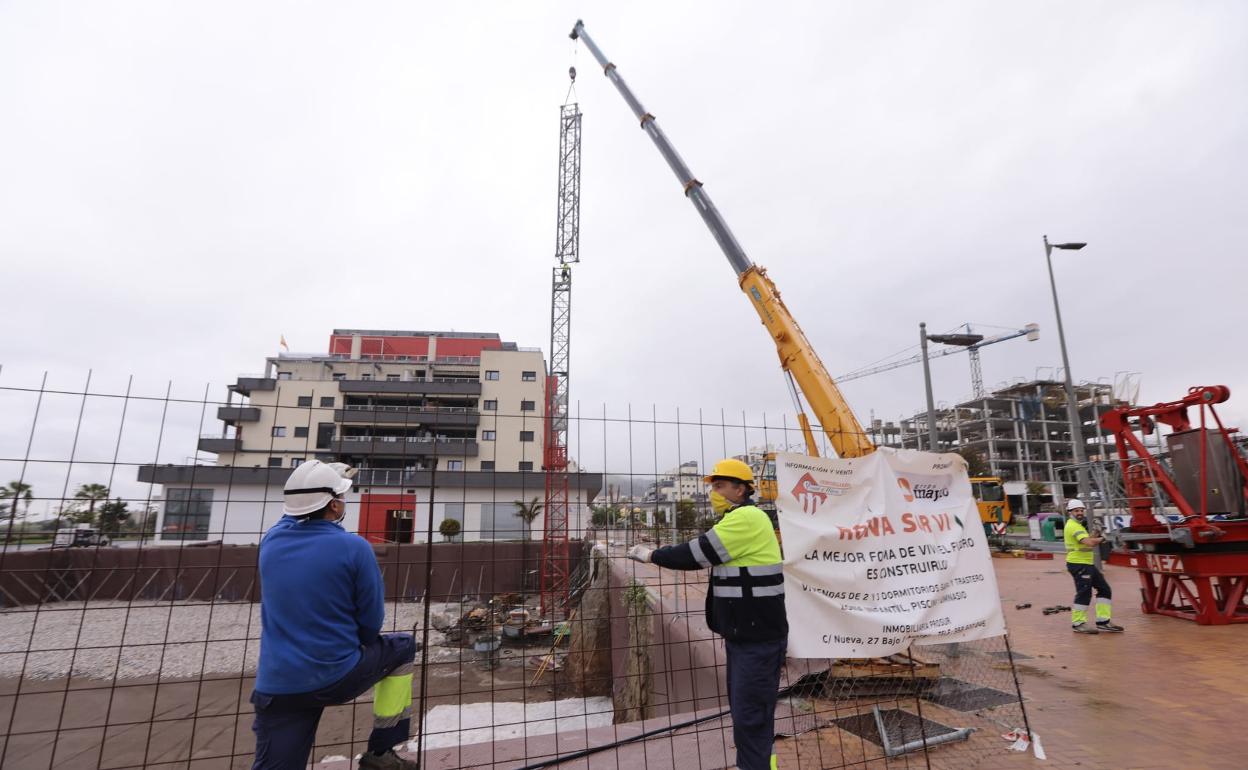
605, 557, 730, 720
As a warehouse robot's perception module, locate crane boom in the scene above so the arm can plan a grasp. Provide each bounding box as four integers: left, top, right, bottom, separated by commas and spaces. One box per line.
571, 20, 873, 458
835, 324, 1039, 384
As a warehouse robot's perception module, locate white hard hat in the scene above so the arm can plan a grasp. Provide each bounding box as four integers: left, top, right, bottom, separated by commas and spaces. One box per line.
283, 460, 355, 516
1066, 498, 1086, 512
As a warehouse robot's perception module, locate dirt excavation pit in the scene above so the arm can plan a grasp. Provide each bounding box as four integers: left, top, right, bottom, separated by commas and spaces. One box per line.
0, 597, 603, 768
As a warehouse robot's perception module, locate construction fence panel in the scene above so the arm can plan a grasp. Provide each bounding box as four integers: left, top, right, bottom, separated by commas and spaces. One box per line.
0, 372, 1033, 768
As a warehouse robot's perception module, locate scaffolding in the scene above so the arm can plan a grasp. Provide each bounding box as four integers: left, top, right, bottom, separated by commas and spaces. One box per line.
876, 379, 1141, 499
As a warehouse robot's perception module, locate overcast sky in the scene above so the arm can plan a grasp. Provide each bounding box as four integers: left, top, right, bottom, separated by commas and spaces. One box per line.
2, 2, 1246, 510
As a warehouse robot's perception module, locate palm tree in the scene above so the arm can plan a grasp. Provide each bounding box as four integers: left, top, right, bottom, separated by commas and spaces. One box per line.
513, 497, 544, 594
2, 481, 33, 542
73, 483, 111, 524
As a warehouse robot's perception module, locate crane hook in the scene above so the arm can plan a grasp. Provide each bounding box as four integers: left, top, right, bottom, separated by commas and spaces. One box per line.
569, 66, 577, 82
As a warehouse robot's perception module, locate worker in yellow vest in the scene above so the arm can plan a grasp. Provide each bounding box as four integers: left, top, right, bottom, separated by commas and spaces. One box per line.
628, 458, 786, 770
1063, 499, 1123, 634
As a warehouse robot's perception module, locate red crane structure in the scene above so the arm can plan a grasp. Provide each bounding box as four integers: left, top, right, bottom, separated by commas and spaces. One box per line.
1100, 385, 1248, 624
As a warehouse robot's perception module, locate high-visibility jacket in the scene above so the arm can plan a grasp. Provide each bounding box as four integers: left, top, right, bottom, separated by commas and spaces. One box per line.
1063, 517, 1094, 565
651, 502, 788, 642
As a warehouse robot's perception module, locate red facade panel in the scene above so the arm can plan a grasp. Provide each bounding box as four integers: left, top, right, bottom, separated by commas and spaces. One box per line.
328, 334, 508, 359
357, 492, 418, 544
435, 337, 502, 357
327, 335, 432, 358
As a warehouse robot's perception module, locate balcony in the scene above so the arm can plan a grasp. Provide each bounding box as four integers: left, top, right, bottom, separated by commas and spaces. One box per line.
338, 379, 481, 396
198, 434, 241, 453
335, 406, 479, 427
217, 406, 261, 424
332, 435, 479, 458
429, 356, 482, 366
229, 376, 276, 396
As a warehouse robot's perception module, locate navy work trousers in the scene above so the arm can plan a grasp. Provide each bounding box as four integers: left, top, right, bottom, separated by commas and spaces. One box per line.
1067, 562, 1112, 606
725, 637, 786, 770
251, 633, 416, 770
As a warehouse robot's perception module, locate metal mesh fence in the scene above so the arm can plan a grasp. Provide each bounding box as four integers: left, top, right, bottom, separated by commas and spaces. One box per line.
0, 372, 1032, 768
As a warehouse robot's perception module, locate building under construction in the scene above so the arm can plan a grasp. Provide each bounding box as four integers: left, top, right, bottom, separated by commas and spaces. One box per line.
870, 378, 1140, 506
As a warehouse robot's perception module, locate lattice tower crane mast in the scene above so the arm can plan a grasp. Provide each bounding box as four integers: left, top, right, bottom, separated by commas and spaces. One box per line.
541, 81, 581, 615
570, 20, 871, 459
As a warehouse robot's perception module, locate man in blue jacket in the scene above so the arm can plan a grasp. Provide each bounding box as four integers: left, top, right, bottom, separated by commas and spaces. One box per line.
251, 460, 417, 770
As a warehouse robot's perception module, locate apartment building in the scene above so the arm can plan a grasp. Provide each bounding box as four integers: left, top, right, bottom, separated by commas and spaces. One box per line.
142, 330, 602, 544
645, 461, 703, 504
202, 329, 547, 473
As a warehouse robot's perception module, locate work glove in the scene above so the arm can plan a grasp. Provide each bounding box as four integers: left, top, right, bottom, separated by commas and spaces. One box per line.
627, 544, 654, 564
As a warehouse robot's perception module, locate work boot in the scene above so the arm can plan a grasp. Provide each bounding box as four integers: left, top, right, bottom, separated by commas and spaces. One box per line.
358, 749, 418, 770
1096, 621, 1124, 633
1072, 623, 1098, 635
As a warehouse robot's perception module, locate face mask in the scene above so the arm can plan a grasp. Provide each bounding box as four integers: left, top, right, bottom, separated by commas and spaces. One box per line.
711, 491, 732, 515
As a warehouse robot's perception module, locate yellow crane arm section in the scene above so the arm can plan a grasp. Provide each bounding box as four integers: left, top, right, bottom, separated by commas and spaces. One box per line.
740, 266, 875, 459
571, 20, 875, 459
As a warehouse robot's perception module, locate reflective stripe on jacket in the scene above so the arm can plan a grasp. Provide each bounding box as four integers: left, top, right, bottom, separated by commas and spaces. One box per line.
650, 503, 788, 642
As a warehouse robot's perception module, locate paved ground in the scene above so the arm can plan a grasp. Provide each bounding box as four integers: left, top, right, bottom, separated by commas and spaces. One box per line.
766, 555, 1248, 769
977, 556, 1248, 770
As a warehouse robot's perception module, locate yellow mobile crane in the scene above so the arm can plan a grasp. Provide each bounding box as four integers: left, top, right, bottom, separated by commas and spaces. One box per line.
571, 21, 874, 469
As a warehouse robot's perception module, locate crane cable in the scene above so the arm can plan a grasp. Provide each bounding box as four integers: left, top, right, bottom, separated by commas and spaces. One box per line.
564, 37, 579, 105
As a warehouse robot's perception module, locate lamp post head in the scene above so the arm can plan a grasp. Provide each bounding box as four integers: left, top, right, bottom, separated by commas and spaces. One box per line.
1053, 242, 1087, 251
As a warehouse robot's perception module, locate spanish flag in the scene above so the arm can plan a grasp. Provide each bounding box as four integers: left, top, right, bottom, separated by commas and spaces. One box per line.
279, 335, 289, 352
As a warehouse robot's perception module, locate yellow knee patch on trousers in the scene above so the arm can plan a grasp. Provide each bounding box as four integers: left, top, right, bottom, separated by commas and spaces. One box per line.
374, 673, 413, 718
1095, 599, 1111, 620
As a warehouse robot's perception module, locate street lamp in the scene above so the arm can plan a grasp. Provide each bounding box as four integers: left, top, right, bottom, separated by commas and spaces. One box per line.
919, 323, 984, 452
1043, 235, 1089, 501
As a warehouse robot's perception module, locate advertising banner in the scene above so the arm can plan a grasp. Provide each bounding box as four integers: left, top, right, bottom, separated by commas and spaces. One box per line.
777, 449, 1005, 657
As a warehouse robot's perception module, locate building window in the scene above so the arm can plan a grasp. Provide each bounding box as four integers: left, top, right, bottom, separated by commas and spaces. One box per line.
361, 373, 372, 381
320, 396, 335, 407
447, 460, 464, 471
294, 426, 309, 438
277, 372, 292, 380
522, 371, 537, 382
483, 399, 497, 411
272, 426, 287, 437
297, 396, 313, 407
332, 373, 346, 381
290, 457, 305, 468
520, 400, 535, 412
482, 430, 496, 441
485, 370, 500, 381
481, 461, 495, 471
386, 374, 401, 381
519, 461, 534, 471
519, 431, 534, 442
163, 488, 212, 541
268, 457, 283, 467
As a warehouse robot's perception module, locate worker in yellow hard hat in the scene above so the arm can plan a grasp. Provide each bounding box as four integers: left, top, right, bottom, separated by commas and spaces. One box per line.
628, 458, 786, 770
